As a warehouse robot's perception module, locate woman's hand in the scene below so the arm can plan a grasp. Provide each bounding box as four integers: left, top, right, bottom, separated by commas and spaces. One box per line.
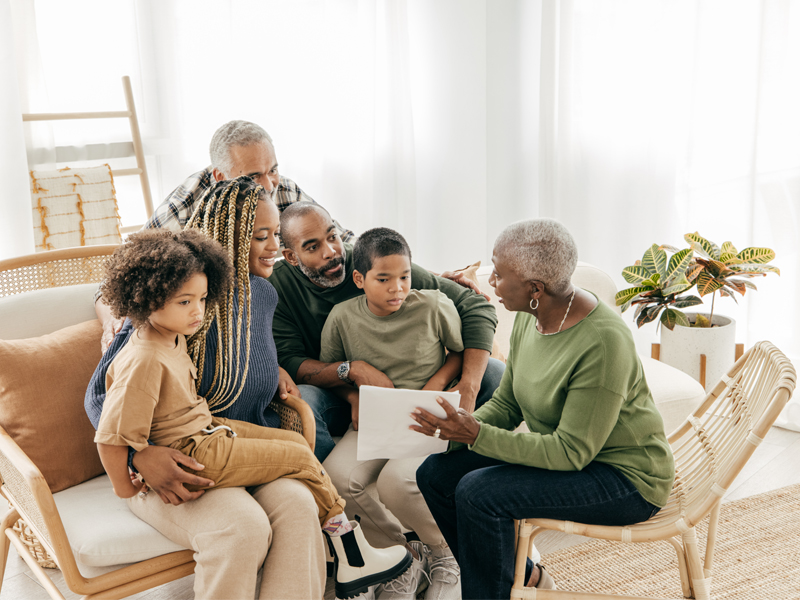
410, 396, 482, 446
277, 367, 301, 399
131, 446, 216, 505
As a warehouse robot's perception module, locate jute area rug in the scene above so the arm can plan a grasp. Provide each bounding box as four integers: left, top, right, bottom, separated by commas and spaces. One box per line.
540, 484, 800, 599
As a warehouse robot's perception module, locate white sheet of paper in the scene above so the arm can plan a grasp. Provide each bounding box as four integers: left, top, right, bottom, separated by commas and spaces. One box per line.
357, 385, 461, 461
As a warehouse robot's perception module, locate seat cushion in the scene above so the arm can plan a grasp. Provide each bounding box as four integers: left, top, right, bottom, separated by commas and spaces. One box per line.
54, 475, 186, 567
0, 319, 105, 492
641, 356, 706, 434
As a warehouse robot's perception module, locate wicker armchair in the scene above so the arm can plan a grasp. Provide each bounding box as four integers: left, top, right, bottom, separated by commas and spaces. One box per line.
0, 245, 315, 599
511, 341, 796, 600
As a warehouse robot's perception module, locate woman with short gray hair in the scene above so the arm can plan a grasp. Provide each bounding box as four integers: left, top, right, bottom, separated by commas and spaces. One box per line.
412, 218, 675, 599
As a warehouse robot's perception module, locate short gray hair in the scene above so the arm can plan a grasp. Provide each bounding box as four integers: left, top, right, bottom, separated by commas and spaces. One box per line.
494, 219, 578, 295
209, 120, 274, 176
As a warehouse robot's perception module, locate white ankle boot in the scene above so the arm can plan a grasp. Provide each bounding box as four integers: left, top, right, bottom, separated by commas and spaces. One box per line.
327, 521, 413, 599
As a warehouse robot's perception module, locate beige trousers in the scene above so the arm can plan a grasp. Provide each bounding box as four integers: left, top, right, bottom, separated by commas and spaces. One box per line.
323, 426, 446, 550
127, 477, 326, 599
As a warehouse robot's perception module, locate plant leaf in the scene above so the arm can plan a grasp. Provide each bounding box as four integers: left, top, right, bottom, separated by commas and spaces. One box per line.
685, 232, 720, 260
665, 249, 693, 285
737, 247, 776, 264
695, 272, 724, 296
660, 244, 683, 253
734, 263, 781, 276
616, 286, 650, 306
621, 265, 651, 285
724, 280, 748, 296
693, 314, 711, 328
673, 295, 703, 309
662, 277, 694, 296
661, 308, 690, 330
684, 262, 703, 282
636, 305, 662, 328
719, 252, 740, 264
642, 244, 667, 279
720, 241, 738, 256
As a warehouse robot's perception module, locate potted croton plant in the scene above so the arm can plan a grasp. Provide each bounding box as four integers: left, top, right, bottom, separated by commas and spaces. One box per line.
616, 233, 779, 390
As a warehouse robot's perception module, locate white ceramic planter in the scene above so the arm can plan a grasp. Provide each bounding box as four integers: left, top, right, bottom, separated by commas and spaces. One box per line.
659, 313, 736, 392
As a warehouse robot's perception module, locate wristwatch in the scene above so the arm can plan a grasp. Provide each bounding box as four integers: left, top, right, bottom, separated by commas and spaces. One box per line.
337, 361, 354, 385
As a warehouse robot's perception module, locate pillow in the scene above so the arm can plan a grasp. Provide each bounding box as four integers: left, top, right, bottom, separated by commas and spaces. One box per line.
0, 319, 105, 492
452, 261, 506, 362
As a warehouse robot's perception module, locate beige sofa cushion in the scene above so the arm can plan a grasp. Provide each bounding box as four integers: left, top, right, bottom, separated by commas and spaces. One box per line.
0, 319, 106, 492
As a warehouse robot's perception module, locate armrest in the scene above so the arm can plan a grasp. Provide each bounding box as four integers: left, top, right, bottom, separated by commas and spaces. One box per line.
272, 394, 316, 452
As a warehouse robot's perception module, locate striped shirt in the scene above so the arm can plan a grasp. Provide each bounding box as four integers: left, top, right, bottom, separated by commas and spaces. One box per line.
144, 167, 355, 243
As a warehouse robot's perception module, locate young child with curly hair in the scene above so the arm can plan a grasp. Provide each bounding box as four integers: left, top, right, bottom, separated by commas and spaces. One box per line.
96, 227, 411, 599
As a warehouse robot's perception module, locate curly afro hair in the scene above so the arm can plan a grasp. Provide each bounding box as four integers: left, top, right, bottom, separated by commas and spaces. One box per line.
101, 229, 233, 328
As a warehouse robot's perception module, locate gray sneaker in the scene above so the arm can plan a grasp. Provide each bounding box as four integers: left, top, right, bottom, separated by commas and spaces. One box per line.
376, 545, 430, 600
424, 550, 460, 600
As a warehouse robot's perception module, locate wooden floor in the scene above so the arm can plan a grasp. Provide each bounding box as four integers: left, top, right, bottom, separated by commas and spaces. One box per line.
2, 425, 799, 600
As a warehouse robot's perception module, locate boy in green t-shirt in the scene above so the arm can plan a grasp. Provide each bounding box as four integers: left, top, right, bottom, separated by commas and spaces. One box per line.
319, 227, 465, 598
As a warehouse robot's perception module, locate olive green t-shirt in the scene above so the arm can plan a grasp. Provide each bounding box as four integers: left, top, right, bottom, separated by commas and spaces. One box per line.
319, 289, 464, 390
464, 298, 675, 507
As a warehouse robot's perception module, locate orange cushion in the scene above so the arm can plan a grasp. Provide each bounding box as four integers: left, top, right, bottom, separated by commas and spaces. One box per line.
0, 320, 105, 492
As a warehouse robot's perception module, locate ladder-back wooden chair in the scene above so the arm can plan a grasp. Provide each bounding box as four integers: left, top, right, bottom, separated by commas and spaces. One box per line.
0, 245, 315, 599
511, 341, 796, 600
23, 76, 154, 238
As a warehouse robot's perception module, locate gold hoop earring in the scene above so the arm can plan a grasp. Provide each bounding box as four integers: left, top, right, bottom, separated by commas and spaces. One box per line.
530, 298, 539, 310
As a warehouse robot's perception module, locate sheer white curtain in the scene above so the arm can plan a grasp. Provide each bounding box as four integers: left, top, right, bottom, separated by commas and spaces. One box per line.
6, 0, 799, 422
535, 0, 800, 428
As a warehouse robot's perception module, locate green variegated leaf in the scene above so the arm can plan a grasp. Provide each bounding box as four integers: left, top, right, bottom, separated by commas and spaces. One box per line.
641, 273, 661, 287
662, 277, 693, 296
719, 252, 740, 264
701, 259, 732, 278
692, 314, 712, 328
736, 247, 775, 264
685, 232, 720, 260
660, 244, 682, 253
642, 244, 667, 278
619, 299, 633, 313
720, 241, 738, 256
660, 308, 690, 330
633, 302, 647, 320
695, 271, 724, 296
621, 265, 651, 285
616, 286, 650, 306
720, 287, 739, 303
673, 295, 703, 309
665, 249, 693, 285
734, 263, 781, 276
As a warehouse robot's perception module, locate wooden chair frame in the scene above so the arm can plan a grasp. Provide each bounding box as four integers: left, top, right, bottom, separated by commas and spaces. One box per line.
0, 245, 316, 598
511, 341, 796, 600
23, 76, 154, 234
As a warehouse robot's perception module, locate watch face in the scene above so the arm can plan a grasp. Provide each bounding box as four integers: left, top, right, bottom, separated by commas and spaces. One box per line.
337, 362, 349, 381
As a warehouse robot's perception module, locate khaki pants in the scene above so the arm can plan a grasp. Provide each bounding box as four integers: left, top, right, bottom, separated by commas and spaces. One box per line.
171, 416, 346, 525
127, 478, 326, 599
323, 426, 447, 550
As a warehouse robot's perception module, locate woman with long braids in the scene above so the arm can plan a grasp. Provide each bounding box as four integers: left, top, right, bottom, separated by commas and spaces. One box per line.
86, 178, 330, 599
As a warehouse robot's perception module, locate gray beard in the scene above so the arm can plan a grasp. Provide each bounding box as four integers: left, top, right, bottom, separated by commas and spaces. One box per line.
297, 248, 347, 288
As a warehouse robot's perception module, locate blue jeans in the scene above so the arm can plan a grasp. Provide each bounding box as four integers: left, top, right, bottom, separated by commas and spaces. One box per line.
299, 357, 506, 462
416, 450, 660, 600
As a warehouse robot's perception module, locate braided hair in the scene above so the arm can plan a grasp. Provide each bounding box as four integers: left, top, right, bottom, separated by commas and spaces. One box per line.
184, 176, 265, 413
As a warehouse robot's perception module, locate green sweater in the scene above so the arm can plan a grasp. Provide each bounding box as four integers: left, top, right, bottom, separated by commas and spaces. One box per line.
268, 244, 498, 380
463, 299, 674, 507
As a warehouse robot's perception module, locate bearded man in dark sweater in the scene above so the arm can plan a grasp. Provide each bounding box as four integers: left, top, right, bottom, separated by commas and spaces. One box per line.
268, 201, 504, 600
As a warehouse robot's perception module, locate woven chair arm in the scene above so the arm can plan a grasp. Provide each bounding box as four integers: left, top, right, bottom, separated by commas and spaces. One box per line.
273, 394, 316, 452
0, 425, 70, 568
